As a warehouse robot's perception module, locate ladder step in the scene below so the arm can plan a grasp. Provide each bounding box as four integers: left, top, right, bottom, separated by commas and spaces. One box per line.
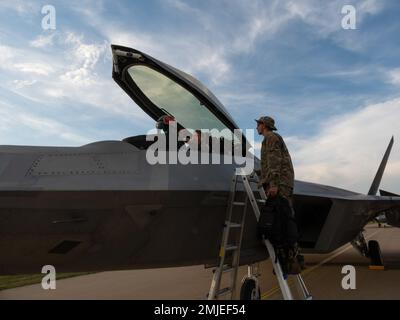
216, 287, 232, 296
237, 177, 258, 184
222, 266, 234, 273
233, 201, 246, 206
228, 223, 242, 228
225, 245, 238, 251
213, 265, 234, 274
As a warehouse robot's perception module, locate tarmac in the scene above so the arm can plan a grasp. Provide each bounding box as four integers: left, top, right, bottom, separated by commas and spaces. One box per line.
1, 224, 399, 300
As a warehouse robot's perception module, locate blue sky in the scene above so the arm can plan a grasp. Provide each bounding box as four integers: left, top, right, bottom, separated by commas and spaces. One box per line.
1, 0, 400, 192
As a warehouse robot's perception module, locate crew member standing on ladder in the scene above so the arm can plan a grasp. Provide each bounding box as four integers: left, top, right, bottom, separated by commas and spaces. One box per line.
255, 116, 302, 275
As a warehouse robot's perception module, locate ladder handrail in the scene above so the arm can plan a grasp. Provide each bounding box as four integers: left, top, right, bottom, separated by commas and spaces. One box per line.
239, 174, 294, 300
208, 171, 312, 300
208, 174, 247, 300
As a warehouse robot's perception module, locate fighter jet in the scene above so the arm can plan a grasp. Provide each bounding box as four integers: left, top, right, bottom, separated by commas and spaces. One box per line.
1, 45, 399, 285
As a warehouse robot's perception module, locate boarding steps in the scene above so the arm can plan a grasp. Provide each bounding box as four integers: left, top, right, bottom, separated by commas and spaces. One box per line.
208, 172, 312, 300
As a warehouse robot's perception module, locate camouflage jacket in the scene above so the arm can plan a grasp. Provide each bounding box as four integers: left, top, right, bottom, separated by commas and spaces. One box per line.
258, 131, 295, 198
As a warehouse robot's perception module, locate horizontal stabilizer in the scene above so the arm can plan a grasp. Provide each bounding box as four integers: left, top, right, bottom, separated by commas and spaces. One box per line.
368, 137, 394, 196
380, 189, 400, 197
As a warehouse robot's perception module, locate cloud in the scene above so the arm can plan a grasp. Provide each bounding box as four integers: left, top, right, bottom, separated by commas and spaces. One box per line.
12, 80, 37, 89
165, 0, 202, 15
104, 27, 231, 84
1, 32, 141, 118
60, 67, 94, 85
316, 68, 371, 79
387, 68, 400, 85
13, 62, 55, 76
0, 45, 14, 64
17, 113, 90, 144
58, 31, 108, 85
0, 44, 57, 76
30, 33, 56, 48
231, 0, 386, 53
0, 0, 396, 155
0, 99, 91, 145
218, 91, 268, 108
185, 49, 231, 84
287, 97, 400, 193
0, 0, 38, 15
358, 0, 383, 15
287, 0, 384, 34
78, 0, 388, 89
232, 1, 298, 53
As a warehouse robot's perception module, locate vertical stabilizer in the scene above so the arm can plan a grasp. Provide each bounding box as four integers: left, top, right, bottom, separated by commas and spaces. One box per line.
368, 137, 394, 196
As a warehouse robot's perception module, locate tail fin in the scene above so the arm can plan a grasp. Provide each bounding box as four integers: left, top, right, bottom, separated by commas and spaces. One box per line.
368, 136, 394, 195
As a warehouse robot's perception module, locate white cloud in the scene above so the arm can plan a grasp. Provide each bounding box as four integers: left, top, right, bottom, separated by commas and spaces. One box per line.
13, 62, 54, 76
107, 30, 163, 56
64, 32, 84, 45
165, 0, 200, 14
0, 44, 56, 76
230, 0, 386, 53
218, 91, 267, 107
0, 100, 90, 145
0, 0, 393, 151
387, 68, 400, 86
79, 0, 386, 87
60, 67, 94, 85
186, 49, 231, 84
0, 0, 38, 15
59, 32, 108, 86
104, 27, 231, 84
0, 45, 14, 64
316, 68, 370, 78
18, 113, 90, 144
164, 0, 214, 32
12, 79, 37, 89
358, 0, 383, 15
288, 0, 384, 35
1, 33, 138, 118
287, 97, 400, 193
30, 33, 56, 48
232, 1, 297, 53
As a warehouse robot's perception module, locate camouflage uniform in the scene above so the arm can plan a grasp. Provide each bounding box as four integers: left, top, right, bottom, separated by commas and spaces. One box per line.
256, 118, 295, 201
256, 117, 301, 275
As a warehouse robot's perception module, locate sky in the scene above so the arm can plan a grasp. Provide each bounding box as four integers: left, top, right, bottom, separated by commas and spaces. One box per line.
0, 0, 400, 193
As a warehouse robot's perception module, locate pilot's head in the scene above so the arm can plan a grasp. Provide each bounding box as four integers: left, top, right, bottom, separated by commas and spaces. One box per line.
156, 115, 176, 132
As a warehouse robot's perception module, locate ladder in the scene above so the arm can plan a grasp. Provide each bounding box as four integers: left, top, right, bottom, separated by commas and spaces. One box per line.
208, 172, 312, 300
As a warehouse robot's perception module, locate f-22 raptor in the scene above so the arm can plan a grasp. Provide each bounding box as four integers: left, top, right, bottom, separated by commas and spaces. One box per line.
0, 45, 399, 285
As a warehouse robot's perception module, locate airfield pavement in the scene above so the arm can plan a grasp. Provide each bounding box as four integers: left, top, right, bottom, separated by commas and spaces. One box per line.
1, 224, 400, 300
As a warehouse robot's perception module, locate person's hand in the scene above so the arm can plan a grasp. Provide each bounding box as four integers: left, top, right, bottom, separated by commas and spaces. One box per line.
267, 186, 279, 198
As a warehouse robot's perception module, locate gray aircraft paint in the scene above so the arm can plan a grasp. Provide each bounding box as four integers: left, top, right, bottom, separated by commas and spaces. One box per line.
0, 45, 399, 275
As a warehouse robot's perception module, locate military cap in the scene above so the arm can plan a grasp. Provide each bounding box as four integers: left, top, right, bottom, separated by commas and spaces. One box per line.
255, 116, 277, 131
